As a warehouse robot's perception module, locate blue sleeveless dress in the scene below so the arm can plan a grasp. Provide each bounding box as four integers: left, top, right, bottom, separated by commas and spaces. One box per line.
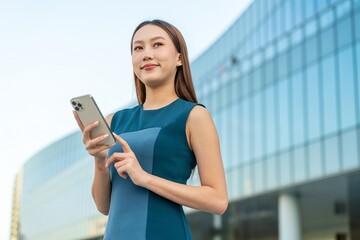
104, 98, 200, 240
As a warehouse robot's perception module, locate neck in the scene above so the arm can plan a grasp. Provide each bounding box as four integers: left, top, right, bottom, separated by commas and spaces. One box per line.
143, 83, 178, 110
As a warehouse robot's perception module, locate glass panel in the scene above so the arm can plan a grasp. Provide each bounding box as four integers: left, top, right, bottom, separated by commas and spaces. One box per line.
291, 72, 306, 145
280, 152, 292, 186
338, 46, 356, 129
336, 0, 351, 19
357, 41, 360, 116
221, 108, 230, 169
265, 86, 277, 155
324, 135, 340, 174
284, 0, 292, 32
305, 18, 317, 37
266, 156, 278, 190
321, 27, 335, 57
293, 147, 307, 182
294, 0, 304, 26
305, 0, 315, 19
278, 52, 288, 78
320, 8, 335, 29
306, 63, 321, 141
265, 58, 276, 85
308, 141, 323, 178
291, 27, 303, 45
341, 130, 359, 170
291, 44, 303, 72
242, 99, 251, 163
306, 35, 318, 64
254, 160, 264, 193
243, 164, 253, 196
322, 55, 339, 135
317, 0, 328, 12
231, 103, 241, 167
231, 166, 241, 199
337, 15, 353, 49
278, 79, 290, 150
253, 93, 263, 159
356, 9, 360, 40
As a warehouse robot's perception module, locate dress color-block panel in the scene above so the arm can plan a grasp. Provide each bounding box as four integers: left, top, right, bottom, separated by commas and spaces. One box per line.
103, 98, 200, 240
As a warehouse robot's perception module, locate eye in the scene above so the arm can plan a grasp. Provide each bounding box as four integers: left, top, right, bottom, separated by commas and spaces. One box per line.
133, 46, 142, 51
153, 42, 163, 47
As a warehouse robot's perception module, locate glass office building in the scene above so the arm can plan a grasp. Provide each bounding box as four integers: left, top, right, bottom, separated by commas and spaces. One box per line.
17, 131, 107, 240
12, 0, 360, 239
187, 0, 360, 239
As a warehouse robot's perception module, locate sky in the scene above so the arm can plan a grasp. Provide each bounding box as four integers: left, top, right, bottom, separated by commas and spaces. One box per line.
0, 0, 252, 238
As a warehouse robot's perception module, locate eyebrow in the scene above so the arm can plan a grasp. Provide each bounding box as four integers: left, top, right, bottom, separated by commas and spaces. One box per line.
133, 36, 166, 44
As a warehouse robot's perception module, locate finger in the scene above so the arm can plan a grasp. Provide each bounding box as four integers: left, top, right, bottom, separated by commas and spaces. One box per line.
115, 165, 127, 179
73, 110, 84, 131
114, 134, 132, 153
88, 144, 110, 155
105, 152, 127, 167
82, 121, 100, 143
86, 134, 112, 151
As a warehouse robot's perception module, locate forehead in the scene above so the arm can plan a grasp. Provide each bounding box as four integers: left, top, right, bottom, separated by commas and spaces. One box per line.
133, 24, 170, 43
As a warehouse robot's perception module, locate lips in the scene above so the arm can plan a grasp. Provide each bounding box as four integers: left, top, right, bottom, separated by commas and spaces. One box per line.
141, 63, 159, 70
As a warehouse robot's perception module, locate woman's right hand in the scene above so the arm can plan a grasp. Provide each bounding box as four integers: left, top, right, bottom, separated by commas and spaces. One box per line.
73, 111, 112, 161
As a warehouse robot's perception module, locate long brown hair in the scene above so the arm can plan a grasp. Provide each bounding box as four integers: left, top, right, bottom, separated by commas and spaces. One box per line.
130, 19, 198, 104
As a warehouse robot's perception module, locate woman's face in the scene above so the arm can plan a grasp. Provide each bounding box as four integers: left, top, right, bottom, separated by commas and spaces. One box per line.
132, 24, 181, 88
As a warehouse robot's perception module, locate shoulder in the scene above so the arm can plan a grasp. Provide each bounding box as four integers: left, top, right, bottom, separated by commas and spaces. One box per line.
188, 105, 210, 122
106, 104, 140, 127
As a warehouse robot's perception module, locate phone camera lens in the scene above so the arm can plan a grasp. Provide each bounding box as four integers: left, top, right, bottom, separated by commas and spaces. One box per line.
75, 106, 80, 111
71, 101, 76, 105
77, 103, 82, 108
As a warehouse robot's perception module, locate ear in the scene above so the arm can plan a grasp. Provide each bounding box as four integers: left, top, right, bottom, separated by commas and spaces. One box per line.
176, 54, 182, 66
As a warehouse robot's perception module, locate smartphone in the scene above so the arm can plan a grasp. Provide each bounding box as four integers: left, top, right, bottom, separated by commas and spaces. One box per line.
70, 94, 115, 146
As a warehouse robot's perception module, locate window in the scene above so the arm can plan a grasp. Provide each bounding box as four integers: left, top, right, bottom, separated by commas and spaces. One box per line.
265, 86, 277, 155
242, 99, 251, 163
243, 164, 253, 196
265, 156, 278, 190
306, 63, 321, 141
341, 130, 359, 170
324, 135, 340, 174
357, 42, 360, 115
308, 141, 323, 178
280, 152, 292, 185
291, 43, 303, 72
306, 35, 318, 64
293, 147, 307, 182
231, 103, 241, 167
356, 10, 360, 40
254, 160, 265, 193
336, 15, 353, 49
304, 0, 315, 19
278, 78, 291, 150
320, 8, 334, 29
321, 27, 335, 57
338, 46, 356, 129
278, 51, 289, 78
291, 71, 306, 145
321, 55, 339, 135
253, 93, 263, 159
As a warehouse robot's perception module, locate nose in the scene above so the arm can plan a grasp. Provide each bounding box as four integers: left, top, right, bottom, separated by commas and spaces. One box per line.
142, 47, 153, 61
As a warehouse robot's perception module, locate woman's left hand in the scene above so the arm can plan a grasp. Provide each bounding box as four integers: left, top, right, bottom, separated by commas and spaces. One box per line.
105, 134, 148, 186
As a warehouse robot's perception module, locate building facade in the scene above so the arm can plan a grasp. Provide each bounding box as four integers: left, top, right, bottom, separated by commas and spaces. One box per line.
11, 0, 360, 239
188, 0, 360, 239
16, 131, 107, 240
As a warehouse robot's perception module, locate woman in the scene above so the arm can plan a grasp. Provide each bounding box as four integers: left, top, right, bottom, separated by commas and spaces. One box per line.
74, 19, 228, 240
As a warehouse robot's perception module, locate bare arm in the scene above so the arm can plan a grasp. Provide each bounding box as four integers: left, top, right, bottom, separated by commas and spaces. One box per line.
106, 106, 228, 215
73, 111, 114, 215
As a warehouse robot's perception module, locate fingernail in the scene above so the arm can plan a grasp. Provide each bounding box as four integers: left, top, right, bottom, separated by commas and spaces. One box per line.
104, 134, 109, 138
94, 121, 99, 126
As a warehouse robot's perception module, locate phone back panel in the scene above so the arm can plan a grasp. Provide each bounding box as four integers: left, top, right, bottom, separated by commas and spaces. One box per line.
70, 94, 115, 145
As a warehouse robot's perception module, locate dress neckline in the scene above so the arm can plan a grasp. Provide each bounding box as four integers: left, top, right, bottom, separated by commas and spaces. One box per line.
141, 98, 180, 112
